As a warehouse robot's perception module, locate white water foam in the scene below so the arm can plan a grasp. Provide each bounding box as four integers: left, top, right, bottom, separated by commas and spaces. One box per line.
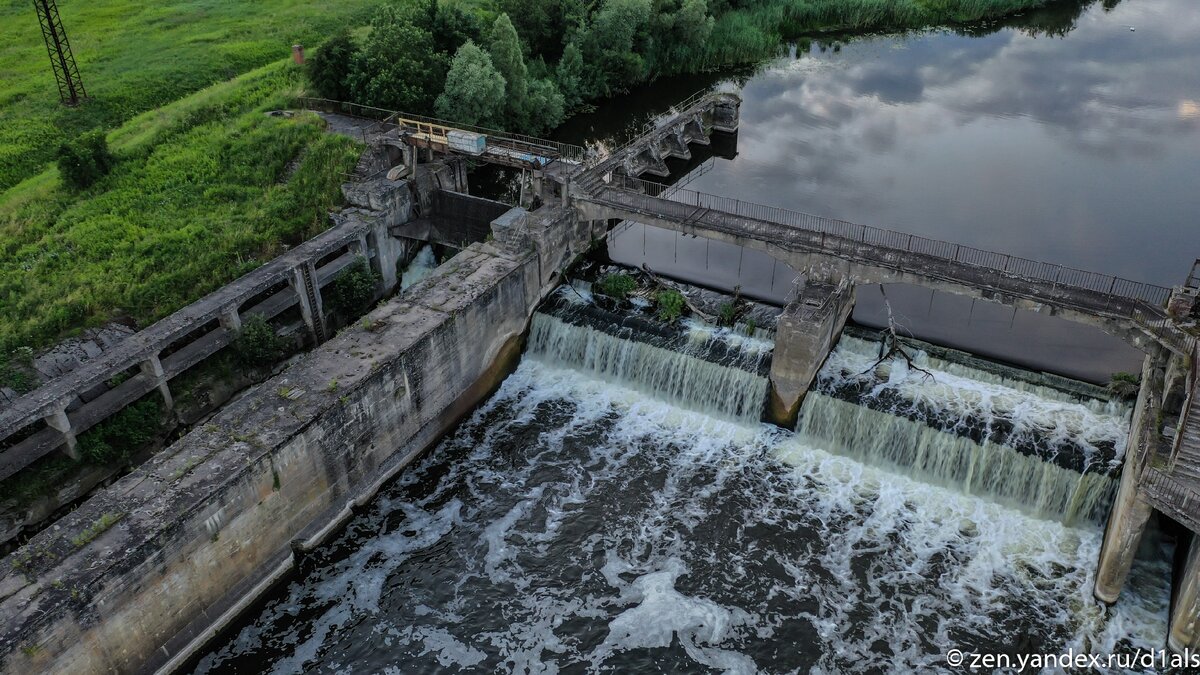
401, 245, 438, 291
194, 359, 1171, 674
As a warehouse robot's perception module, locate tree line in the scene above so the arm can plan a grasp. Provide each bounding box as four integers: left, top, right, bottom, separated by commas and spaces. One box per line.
306, 0, 723, 134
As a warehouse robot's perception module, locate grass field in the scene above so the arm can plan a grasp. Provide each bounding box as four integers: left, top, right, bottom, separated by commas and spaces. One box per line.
0, 61, 362, 357
0, 0, 380, 192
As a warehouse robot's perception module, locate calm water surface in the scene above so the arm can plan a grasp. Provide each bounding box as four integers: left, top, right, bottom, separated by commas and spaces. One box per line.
562, 0, 1200, 380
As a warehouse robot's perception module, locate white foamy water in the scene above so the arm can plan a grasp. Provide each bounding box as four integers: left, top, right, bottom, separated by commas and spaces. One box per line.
194, 359, 1171, 674
401, 245, 438, 291
818, 336, 1131, 465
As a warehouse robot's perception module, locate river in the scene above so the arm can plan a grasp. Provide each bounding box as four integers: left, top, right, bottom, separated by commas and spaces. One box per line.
192, 1, 1194, 671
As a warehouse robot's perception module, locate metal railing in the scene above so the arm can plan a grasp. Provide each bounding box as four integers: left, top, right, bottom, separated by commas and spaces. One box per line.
598, 174, 1176, 312
1143, 467, 1200, 533
299, 97, 586, 164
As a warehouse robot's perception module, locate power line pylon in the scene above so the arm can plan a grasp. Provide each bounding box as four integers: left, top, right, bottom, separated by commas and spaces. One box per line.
33, 0, 86, 106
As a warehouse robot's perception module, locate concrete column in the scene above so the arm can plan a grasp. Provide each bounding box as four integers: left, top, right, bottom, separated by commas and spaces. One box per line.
767, 280, 855, 428
1093, 461, 1153, 603
290, 262, 327, 344
1095, 351, 1163, 603
1169, 535, 1200, 652
44, 405, 78, 460
140, 353, 174, 412
218, 306, 242, 333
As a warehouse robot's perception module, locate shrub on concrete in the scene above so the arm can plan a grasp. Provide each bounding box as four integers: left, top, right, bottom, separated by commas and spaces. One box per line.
233, 314, 290, 368
57, 131, 115, 190
597, 273, 637, 301
326, 257, 380, 316
656, 289, 685, 322
1108, 372, 1140, 399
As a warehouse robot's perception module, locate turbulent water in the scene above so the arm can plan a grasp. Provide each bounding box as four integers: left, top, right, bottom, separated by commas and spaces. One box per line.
798, 335, 1130, 526
195, 313, 1171, 674
401, 245, 438, 291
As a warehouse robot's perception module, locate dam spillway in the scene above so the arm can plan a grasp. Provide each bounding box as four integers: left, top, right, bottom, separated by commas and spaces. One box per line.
191, 283, 1170, 672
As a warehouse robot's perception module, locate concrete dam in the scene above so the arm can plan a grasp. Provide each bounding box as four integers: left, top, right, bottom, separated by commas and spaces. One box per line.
2, 92, 1199, 673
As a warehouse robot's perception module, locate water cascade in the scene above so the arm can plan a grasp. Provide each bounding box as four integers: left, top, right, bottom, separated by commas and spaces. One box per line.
401, 245, 438, 290
526, 300, 770, 423
796, 334, 1130, 525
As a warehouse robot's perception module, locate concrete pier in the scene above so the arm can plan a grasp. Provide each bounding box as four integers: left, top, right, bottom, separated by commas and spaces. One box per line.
1170, 536, 1200, 651
767, 280, 855, 428
1095, 351, 1162, 603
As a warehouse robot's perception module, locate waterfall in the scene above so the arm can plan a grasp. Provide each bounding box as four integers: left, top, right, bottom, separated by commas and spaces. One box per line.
526, 312, 769, 423
401, 245, 438, 290
796, 335, 1130, 525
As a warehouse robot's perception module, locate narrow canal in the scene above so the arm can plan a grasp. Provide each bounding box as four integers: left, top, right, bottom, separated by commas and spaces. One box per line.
193, 0, 1196, 671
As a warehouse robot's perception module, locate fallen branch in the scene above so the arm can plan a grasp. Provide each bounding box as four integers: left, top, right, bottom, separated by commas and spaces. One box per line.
860, 285, 935, 381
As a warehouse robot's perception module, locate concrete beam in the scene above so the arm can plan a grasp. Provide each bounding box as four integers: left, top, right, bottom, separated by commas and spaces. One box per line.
767, 281, 855, 428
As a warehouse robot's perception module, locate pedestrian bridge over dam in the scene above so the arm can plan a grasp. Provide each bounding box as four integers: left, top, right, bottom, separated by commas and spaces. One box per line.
2, 92, 1199, 672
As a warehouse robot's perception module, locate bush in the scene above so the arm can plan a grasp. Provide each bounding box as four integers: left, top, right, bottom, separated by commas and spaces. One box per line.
656, 289, 686, 322
1108, 372, 1140, 399
307, 31, 356, 101
57, 131, 116, 190
0, 347, 36, 393
597, 273, 637, 301
232, 314, 290, 367
326, 257, 380, 316
717, 301, 736, 327
76, 398, 163, 465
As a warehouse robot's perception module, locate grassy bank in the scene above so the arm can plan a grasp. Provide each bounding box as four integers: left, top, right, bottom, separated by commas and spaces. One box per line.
0, 0, 380, 192
0, 61, 361, 355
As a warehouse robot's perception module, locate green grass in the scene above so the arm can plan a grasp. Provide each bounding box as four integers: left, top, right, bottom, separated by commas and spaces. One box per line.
0, 61, 362, 353
0, 0, 382, 191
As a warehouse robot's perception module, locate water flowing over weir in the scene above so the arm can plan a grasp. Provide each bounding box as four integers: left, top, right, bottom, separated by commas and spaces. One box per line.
193, 290, 1169, 673
797, 335, 1131, 526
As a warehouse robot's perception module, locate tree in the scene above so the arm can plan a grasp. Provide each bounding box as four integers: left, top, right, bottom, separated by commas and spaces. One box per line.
435, 42, 507, 127
489, 13, 528, 125
307, 31, 356, 100
348, 7, 446, 111
585, 0, 653, 96
524, 78, 565, 134
556, 41, 584, 109
432, 3, 483, 55
57, 130, 115, 190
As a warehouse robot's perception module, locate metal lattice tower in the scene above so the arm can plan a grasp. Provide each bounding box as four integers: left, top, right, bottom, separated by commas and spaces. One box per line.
33, 0, 86, 106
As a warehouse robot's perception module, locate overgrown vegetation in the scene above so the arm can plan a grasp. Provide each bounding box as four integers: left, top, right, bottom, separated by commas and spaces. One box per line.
1108, 371, 1140, 399
0, 63, 362, 355
232, 315, 291, 368
56, 131, 115, 191
656, 289, 686, 322
597, 273, 638, 301
0, 346, 35, 393
326, 257, 382, 316
76, 398, 164, 466
717, 301, 737, 327
70, 512, 125, 548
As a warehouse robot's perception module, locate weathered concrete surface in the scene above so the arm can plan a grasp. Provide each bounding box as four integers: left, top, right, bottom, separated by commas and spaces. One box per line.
767, 281, 855, 428
1170, 534, 1200, 652
0, 202, 596, 674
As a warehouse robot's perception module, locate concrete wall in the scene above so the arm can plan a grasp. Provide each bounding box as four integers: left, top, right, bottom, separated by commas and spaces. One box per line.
0, 202, 597, 674
767, 281, 855, 428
